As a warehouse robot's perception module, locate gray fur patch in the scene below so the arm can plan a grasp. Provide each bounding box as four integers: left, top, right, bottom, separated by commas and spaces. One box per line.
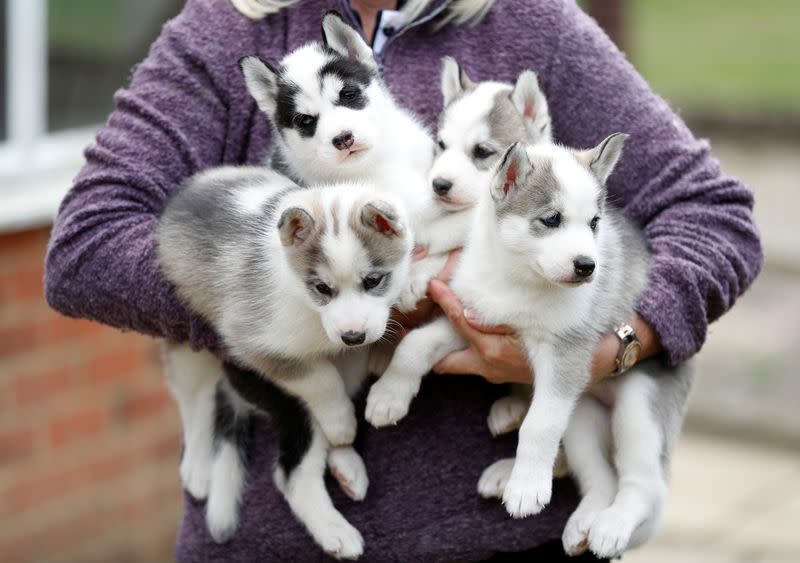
350, 202, 408, 269
157, 168, 300, 324
638, 359, 693, 466
331, 196, 341, 236
487, 90, 529, 158
496, 158, 559, 224
283, 199, 328, 283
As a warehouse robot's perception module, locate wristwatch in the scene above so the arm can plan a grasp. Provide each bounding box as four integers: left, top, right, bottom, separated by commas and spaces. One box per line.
612, 324, 641, 375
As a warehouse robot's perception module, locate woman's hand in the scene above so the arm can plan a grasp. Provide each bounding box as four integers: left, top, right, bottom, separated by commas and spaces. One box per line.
427, 280, 533, 383
428, 280, 662, 386
389, 249, 462, 332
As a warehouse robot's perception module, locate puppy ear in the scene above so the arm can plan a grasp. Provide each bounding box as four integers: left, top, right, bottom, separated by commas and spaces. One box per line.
441, 56, 475, 106
491, 143, 532, 203
360, 201, 405, 238
579, 133, 629, 184
278, 207, 315, 247
511, 70, 552, 142
239, 56, 279, 114
322, 11, 376, 68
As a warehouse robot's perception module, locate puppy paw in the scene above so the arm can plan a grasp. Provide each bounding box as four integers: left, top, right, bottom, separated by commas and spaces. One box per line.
365, 376, 416, 427
477, 458, 515, 499
487, 395, 528, 436
562, 504, 604, 556
328, 446, 369, 501
502, 463, 552, 518
180, 452, 212, 500
396, 259, 437, 312
319, 403, 358, 447
587, 506, 636, 559
313, 514, 364, 560
206, 492, 240, 544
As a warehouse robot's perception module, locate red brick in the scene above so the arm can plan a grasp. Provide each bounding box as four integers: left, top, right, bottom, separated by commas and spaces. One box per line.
0, 425, 35, 463
3, 494, 117, 560
3, 465, 81, 512
83, 345, 151, 385
48, 405, 108, 448
4, 265, 45, 303
0, 535, 31, 563
42, 314, 107, 346
120, 387, 172, 422
146, 428, 182, 460
0, 228, 48, 256
14, 366, 72, 406
87, 451, 131, 482
0, 319, 39, 359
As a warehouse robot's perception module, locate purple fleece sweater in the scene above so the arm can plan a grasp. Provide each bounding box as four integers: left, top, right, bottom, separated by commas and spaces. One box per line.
45, 0, 762, 560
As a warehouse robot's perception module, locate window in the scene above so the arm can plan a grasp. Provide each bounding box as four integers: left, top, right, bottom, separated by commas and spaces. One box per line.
1, 0, 183, 232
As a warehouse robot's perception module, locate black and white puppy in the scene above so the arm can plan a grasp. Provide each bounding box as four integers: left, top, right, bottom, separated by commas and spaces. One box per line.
159, 167, 412, 559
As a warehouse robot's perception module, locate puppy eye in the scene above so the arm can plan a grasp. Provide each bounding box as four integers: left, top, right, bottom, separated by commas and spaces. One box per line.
590, 216, 600, 231
472, 144, 495, 159
315, 282, 333, 296
437, 140, 446, 150
362, 273, 385, 291
340, 88, 359, 101
540, 212, 561, 228
293, 114, 317, 129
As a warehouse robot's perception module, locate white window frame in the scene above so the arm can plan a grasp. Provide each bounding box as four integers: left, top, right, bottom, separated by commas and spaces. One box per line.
0, 0, 98, 233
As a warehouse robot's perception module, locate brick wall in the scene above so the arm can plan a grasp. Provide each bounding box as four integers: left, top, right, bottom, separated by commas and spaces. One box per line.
0, 227, 182, 562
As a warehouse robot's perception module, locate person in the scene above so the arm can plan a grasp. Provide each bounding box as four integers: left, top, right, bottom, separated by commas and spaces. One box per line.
44, 0, 763, 560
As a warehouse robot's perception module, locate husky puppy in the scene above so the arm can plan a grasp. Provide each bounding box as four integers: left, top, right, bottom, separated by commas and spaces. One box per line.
239, 11, 452, 310
403, 56, 554, 298
424, 56, 578, 471
158, 166, 412, 558
430, 56, 552, 204
364, 137, 692, 558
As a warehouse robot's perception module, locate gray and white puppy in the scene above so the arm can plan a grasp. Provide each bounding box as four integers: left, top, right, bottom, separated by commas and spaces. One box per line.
430, 55, 552, 209
394, 56, 556, 306
365, 137, 692, 559
239, 12, 458, 311
158, 167, 412, 558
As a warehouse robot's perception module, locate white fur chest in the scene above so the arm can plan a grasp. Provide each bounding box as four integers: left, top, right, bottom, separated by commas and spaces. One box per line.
452, 245, 597, 342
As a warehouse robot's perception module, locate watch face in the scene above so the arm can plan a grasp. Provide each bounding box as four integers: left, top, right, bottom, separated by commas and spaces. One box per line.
622, 341, 642, 370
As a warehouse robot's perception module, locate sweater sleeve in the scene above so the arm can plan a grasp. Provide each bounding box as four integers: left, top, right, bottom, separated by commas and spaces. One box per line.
544, 1, 763, 365
44, 0, 251, 351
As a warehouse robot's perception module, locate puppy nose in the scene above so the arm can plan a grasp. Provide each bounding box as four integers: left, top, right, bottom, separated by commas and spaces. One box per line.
573, 256, 595, 278
332, 131, 355, 151
432, 177, 453, 196
341, 331, 366, 346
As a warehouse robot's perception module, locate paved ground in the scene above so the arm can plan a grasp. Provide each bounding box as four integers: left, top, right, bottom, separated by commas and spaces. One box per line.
708, 136, 800, 271
624, 134, 800, 561
674, 135, 800, 446
626, 433, 800, 563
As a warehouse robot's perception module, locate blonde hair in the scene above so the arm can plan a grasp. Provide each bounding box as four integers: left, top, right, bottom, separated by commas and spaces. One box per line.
230, 0, 494, 27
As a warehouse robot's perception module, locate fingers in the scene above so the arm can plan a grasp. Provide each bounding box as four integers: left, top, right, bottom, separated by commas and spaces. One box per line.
427, 279, 480, 340
463, 308, 515, 335
433, 348, 529, 385
428, 278, 514, 337
412, 244, 428, 261
435, 249, 462, 282
391, 298, 438, 331
433, 347, 482, 375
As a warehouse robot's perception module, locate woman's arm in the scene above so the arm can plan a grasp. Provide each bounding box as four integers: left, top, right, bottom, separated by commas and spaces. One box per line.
429, 279, 660, 384
44, 1, 256, 350
431, 0, 762, 380
546, 1, 763, 366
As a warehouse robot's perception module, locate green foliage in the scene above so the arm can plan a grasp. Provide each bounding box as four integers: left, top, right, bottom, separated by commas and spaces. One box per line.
631, 0, 800, 112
